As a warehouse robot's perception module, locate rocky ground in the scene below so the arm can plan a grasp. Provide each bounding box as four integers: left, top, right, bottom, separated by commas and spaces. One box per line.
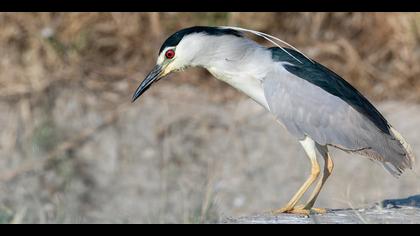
224, 206, 420, 224
224, 195, 420, 223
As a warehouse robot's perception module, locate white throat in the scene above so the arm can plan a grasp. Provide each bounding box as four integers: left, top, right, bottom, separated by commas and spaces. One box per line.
176, 32, 272, 111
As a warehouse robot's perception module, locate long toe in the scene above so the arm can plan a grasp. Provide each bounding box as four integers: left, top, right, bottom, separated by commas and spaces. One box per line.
272, 207, 310, 216
309, 207, 327, 214
273, 206, 327, 216
294, 205, 327, 214
272, 207, 291, 215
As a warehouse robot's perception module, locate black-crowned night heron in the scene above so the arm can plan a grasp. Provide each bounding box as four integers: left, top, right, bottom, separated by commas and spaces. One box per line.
132, 26, 416, 215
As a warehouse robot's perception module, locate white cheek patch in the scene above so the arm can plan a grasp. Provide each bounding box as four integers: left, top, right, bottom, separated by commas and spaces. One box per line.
157, 54, 165, 64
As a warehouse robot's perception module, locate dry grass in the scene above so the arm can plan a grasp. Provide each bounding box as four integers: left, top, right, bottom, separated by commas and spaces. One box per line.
1, 13, 420, 223
1, 13, 420, 103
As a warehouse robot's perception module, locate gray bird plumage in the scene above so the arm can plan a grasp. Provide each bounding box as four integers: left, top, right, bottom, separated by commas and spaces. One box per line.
132, 26, 416, 214
265, 47, 414, 176
263, 64, 412, 176
134, 26, 415, 176
269, 47, 390, 135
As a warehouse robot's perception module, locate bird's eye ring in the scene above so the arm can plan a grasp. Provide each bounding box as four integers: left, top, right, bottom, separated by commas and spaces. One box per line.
165, 49, 175, 59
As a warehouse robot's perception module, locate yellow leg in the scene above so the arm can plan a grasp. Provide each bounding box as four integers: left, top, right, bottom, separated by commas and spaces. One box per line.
305, 145, 334, 210
273, 137, 320, 215
295, 144, 334, 214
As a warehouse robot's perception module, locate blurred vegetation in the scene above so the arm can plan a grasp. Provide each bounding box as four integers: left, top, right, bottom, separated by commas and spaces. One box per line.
0, 207, 13, 224
0, 13, 420, 104
1, 13, 420, 104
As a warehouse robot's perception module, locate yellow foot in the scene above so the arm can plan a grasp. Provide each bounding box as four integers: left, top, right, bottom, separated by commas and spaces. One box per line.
272, 207, 310, 215
272, 206, 326, 215
294, 205, 327, 214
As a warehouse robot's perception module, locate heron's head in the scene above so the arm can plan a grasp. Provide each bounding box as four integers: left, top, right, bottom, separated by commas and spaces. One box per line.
131, 26, 244, 102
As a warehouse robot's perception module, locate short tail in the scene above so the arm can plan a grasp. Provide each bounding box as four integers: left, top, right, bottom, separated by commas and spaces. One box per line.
384, 126, 416, 176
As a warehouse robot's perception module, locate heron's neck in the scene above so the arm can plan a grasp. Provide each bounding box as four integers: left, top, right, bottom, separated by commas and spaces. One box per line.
205, 63, 271, 111
185, 36, 272, 110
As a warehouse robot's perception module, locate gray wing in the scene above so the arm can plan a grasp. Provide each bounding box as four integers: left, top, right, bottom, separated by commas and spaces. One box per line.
262, 68, 412, 176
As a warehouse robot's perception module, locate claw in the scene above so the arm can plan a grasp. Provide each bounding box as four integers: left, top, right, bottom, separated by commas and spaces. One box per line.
272, 205, 327, 216
294, 205, 327, 214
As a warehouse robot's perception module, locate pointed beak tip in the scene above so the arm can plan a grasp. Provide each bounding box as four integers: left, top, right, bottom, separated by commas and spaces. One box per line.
131, 64, 163, 104
131, 91, 142, 103
131, 96, 139, 103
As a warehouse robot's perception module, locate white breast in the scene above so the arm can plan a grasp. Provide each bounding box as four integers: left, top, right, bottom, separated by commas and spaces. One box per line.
207, 68, 270, 111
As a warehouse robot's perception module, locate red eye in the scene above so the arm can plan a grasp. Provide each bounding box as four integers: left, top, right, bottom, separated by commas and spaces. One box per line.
165, 49, 175, 59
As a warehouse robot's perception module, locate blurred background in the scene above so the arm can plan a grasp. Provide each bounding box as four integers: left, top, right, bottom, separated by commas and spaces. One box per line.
0, 12, 420, 223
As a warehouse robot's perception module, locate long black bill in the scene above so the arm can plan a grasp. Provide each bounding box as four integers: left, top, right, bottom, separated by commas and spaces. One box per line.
132, 65, 163, 103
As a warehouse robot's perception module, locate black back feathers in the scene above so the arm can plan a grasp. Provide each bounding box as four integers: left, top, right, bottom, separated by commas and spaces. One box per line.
270, 47, 391, 135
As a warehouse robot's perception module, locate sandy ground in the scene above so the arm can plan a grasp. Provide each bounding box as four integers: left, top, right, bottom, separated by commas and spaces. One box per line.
0, 82, 419, 223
